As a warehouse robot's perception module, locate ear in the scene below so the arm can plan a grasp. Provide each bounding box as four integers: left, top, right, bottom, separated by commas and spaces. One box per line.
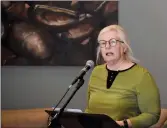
124, 49, 126, 53
123, 46, 127, 54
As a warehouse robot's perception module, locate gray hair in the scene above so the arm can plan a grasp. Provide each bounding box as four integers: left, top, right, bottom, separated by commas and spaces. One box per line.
96, 24, 139, 65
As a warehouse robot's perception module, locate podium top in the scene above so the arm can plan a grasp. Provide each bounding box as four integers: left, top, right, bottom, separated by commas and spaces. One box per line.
45, 110, 121, 128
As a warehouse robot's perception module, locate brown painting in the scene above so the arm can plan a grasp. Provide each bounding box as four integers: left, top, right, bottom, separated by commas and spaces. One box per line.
1, 1, 119, 66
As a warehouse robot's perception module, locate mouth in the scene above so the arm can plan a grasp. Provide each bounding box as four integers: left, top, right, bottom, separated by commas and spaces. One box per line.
106, 52, 114, 56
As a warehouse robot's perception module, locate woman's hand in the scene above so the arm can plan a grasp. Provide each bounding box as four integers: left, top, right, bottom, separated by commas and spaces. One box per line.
116, 121, 124, 127
116, 119, 132, 128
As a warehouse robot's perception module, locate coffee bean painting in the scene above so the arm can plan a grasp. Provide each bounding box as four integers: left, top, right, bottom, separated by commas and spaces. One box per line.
1, 1, 118, 66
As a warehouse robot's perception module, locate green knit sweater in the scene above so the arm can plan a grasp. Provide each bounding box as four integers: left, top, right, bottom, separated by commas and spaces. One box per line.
85, 63, 160, 128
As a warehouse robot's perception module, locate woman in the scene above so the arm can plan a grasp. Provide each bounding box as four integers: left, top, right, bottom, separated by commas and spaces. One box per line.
85, 24, 161, 128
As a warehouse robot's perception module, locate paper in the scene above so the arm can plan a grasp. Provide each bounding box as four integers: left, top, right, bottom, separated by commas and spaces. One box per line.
52, 107, 83, 113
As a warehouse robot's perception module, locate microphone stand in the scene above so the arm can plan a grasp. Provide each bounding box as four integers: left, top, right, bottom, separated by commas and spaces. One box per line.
48, 77, 85, 128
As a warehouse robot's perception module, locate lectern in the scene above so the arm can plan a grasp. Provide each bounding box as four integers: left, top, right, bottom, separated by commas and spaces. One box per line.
45, 110, 121, 128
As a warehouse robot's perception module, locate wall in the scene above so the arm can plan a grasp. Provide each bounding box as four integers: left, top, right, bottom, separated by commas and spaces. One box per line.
119, 0, 167, 108
1, 66, 91, 110
1, 0, 167, 110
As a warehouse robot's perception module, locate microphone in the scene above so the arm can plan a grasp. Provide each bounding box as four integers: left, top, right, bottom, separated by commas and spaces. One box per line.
71, 60, 94, 86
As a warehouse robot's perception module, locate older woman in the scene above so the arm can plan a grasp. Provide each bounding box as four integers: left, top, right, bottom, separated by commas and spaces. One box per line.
85, 25, 161, 128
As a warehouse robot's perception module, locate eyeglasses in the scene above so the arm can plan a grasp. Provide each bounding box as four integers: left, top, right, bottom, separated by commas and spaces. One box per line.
98, 38, 124, 48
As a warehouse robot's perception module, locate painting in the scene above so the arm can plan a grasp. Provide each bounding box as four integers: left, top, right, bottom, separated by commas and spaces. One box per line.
1, 1, 119, 66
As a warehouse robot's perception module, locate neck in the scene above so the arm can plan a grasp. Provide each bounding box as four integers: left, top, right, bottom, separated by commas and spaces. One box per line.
106, 58, 129, 71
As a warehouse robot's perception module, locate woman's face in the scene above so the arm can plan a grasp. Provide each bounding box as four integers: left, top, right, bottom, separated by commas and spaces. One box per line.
98, 30, 125, 63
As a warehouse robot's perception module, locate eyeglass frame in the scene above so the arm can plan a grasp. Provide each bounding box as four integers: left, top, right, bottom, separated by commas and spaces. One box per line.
98, 38, 124, 48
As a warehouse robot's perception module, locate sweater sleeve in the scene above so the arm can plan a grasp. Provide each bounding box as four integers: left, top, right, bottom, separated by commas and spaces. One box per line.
129, 71, 161, 128
84, 68, 94, 113
84, 85, 90, 113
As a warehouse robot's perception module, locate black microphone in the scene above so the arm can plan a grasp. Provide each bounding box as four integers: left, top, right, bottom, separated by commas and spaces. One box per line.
71, 60, 94, 86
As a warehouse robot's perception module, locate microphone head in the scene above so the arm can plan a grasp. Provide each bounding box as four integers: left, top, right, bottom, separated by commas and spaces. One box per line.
86, 60, 94, 68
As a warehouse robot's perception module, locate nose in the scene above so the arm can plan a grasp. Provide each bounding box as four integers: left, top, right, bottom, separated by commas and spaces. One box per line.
105, 42, 111, 49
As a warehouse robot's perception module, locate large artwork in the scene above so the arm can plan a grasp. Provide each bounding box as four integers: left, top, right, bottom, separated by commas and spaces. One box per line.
1, 1, 118, 66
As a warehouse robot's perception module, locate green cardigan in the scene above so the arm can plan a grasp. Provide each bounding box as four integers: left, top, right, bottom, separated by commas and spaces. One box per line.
85, 63, 160, 128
